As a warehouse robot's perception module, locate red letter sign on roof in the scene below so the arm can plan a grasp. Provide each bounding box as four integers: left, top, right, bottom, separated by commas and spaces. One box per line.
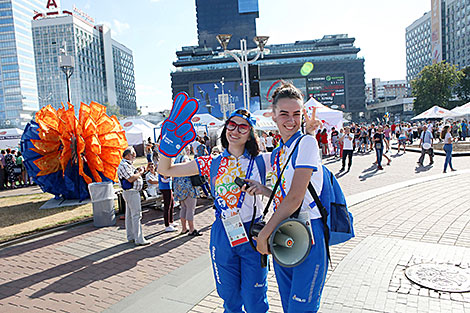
46, 0, 58, 9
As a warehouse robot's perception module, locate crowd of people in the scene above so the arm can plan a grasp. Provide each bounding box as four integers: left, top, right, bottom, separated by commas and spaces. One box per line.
0, 148, 30, 190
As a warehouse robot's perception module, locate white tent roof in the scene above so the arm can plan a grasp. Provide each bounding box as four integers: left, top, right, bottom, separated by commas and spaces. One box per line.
252, 109, 272, 117
252, 114, 277, 131
451, 102, 470, 116
304, 97, 344, 130
191, 114, 223, 128
411, 106, 459, 120
120, 118, 157, 145
0, 128, 23, 149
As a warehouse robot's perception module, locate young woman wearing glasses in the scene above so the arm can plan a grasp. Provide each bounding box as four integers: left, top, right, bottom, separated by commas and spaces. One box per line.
158, 109, 271, 313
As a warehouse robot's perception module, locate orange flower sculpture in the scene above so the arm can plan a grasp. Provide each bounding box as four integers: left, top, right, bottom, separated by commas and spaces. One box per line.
21, 102, 128, 200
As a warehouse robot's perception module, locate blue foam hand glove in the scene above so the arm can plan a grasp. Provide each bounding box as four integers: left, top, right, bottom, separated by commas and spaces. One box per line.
159, 92, 199, 157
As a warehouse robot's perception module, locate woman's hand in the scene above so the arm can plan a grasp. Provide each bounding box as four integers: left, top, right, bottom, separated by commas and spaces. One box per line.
242, 179, 272, 197
303, 107, 323, 135
254, 227, 271, 255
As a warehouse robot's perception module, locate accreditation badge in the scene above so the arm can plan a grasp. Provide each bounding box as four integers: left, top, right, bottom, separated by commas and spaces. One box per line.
222, 214, 249, 247
298, 211, 315, 245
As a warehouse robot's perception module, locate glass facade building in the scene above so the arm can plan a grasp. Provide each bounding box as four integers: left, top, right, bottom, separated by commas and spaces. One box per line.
406, 12, 432, 83
406, 0, 470, 83
112, 40, 136, 116
195, 0, 258, 49
172, 34, 366, 121
0, 0, 42, 129
32, 11, 136, 116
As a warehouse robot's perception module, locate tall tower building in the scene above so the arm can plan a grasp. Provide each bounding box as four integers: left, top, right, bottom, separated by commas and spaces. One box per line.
0, 0, 42, 129
32, 4, 137, 116
195, 0, 259, 49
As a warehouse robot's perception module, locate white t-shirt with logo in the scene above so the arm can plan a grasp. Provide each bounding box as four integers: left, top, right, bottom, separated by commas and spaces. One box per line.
266, 136, 274, 148
272, 134, 323, 220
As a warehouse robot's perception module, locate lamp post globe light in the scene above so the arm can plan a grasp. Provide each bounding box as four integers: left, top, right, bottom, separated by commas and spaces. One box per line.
58, 42, 74, 103
216, 34, 269, 111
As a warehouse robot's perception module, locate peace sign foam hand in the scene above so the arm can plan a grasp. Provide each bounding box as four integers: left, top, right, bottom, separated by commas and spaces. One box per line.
159, 92, 199, 158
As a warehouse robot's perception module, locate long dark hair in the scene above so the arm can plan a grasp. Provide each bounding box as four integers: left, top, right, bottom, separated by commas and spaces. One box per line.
220, 119, 260, 157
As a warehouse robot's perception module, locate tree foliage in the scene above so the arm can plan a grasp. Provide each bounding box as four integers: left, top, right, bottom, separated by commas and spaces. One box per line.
455, 66, 470, 102
411, 62, 463, 114
103, 102, 122, 118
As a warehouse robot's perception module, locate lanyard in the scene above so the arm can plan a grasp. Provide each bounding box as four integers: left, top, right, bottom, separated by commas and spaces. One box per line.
215, 157, 255, 216
275, 148, 288, 198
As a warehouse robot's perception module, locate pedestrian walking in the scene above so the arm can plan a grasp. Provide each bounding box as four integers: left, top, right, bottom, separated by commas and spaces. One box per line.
417, 125, 434, 167
117, 147, 150, 246
331, 127, 340, 157
4, 149, 17, 189
373, 126, 385, 170
441, 125, 457, 173
397, 130, 407, 154
340, 126, 354, 172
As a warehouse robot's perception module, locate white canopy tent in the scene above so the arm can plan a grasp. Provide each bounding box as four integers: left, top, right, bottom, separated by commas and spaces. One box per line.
191, 114, 224, 129
304, 97, 344, 131
411, 106, 459, 120
252, 114, 277, 131
121, 118, 158, 146
451, 102, 470, 119
0, 128, 23, 150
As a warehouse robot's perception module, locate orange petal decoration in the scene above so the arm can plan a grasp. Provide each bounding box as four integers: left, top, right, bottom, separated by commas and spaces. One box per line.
32, 101, 128, 184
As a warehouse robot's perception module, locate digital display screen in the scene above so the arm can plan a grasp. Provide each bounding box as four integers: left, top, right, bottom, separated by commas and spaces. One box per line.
306, 74, 345, 109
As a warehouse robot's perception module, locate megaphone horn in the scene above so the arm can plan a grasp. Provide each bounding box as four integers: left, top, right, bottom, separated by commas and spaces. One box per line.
269, 219, 312, 268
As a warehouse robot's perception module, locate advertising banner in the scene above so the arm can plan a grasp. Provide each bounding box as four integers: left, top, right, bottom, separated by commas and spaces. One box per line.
431, 0, 442, 64
306, 74, 346, 109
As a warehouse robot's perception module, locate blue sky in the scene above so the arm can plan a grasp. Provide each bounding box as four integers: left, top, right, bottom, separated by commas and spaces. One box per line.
58, 0, 431, 113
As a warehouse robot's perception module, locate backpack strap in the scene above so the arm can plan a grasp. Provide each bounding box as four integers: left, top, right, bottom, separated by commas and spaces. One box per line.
307, 182, 331, 263
209, 154, 222, 198
254, 155, 266, 185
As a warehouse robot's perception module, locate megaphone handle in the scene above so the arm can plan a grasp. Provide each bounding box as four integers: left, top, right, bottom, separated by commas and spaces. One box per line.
261, 254, 268, 268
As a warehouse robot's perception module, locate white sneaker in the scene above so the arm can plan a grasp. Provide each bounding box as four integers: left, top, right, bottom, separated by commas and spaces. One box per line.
135, 239, 150, 246
171, 222, 178, 228
165, 225, 177, 232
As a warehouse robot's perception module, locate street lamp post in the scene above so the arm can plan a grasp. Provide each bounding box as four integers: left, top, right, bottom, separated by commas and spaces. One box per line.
216, 35, 269, 111
58, 42, 74, 103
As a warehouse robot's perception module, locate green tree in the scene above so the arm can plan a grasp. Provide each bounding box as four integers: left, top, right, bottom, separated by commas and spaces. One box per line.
103, 102, 122, 118
411, 61, 463, 114
455, 66, 470, 102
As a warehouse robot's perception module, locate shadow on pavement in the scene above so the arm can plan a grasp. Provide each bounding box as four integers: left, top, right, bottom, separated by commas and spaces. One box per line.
0, 225, 98, 258
0, 223, 212, 300
415, 164, 433, 173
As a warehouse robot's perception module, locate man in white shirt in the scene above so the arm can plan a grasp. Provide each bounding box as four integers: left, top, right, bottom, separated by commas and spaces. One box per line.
340, 127, 354, 172
417, 125, 434, 166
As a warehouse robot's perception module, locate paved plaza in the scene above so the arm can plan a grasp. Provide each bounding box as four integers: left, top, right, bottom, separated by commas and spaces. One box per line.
0, 150, 470, 312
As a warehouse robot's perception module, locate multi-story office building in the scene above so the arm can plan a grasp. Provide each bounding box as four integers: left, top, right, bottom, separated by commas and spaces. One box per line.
406, 12, 432, 83
0, 0, 42, 129
32, 7, 137, 116
172, 34, 366, 121
196, 0, 258, 49
445, 0, 470, 68
406, 0, 470, 83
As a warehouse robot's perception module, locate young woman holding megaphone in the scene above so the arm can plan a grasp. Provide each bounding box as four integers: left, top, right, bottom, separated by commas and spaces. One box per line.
244, 82, 327, 313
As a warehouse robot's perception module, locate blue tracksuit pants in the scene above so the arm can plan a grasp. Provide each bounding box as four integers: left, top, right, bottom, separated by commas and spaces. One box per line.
273, 218, 328, 313
210, 218, 269, 313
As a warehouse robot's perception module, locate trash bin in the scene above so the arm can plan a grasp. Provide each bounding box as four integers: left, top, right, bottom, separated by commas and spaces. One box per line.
88, 182, 116, 227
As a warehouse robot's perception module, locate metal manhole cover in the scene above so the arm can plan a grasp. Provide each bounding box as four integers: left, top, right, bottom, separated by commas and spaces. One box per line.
405, 263, 470, 293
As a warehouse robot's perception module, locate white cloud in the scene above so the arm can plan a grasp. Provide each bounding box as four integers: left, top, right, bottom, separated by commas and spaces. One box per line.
100, 19, 131, 38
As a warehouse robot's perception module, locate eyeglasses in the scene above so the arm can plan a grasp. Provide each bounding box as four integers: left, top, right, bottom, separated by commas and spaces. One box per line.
226, 120, 250, 134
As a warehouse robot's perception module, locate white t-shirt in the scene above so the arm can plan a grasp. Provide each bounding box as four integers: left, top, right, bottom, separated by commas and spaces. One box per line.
145, 172, 159, 196
259, 137, 267, 151
271, 133, 323, 220
445, 132, 452, 144
343, 133, 354, 150
191, 141, 200, 153
266, 136, 274, 148
197, 151, 272, 223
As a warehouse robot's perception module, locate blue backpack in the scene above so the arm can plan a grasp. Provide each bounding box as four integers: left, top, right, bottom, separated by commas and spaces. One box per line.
208, 154, 266, 198
317, 165, 354, 245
